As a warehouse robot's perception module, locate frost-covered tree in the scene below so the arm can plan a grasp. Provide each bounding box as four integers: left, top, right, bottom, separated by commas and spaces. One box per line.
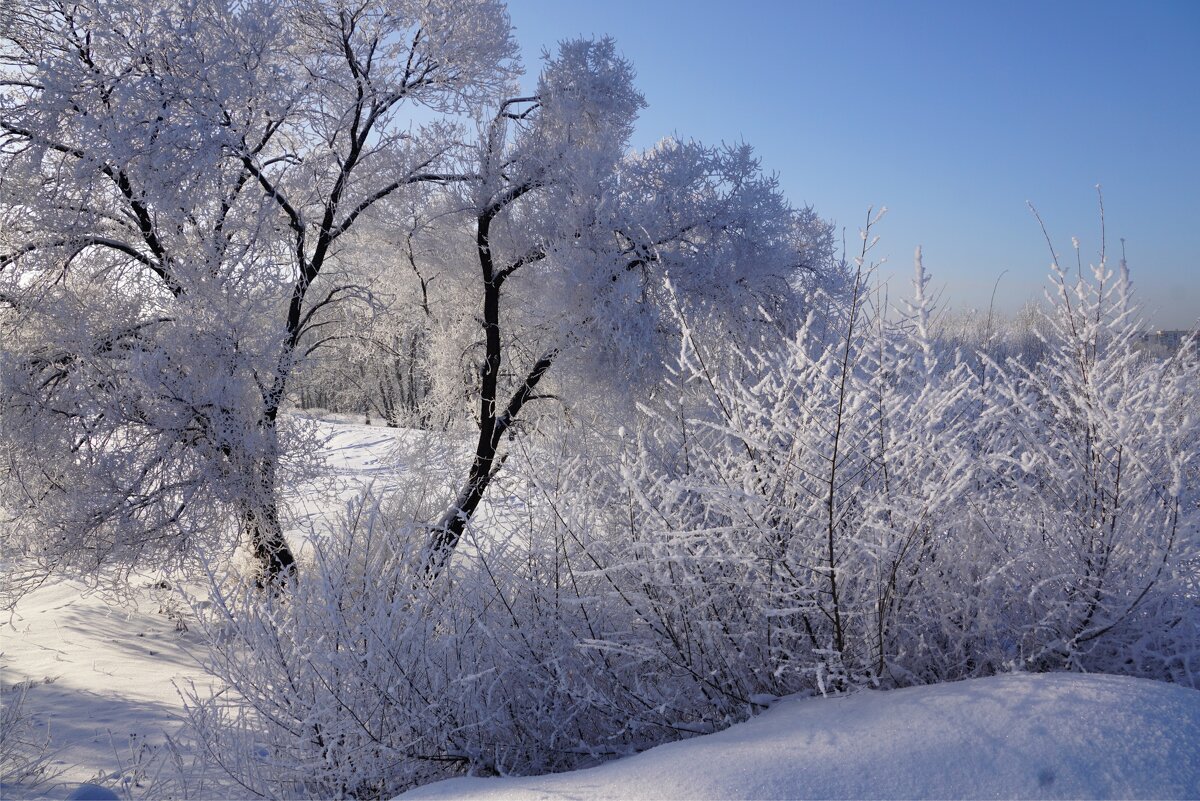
417, 39, 829, 569
0, 0, 517, 585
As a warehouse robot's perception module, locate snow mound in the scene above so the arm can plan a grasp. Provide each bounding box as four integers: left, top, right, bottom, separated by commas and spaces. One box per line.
397, 673, 1200, 800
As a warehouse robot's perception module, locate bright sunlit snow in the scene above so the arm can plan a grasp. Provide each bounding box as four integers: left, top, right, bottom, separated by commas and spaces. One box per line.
399, 673, 1200, 801
1, 575, 209, 795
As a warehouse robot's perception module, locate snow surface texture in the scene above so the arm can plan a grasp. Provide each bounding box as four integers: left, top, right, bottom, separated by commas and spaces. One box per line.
399, 673, 1200, 801
0, 575, 210, 796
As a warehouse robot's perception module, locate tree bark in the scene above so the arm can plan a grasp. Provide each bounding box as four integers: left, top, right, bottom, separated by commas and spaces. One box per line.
424, 207, 553, 575
248, 408, 296, 584
246, 494, 295, 585
425, 352, 553, 574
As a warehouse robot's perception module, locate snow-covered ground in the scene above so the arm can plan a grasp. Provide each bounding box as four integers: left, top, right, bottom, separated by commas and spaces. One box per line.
0, 416, 427, 797
400, 673, 1200, 800
4, 419, 1199, 800
0, 575, 210, 797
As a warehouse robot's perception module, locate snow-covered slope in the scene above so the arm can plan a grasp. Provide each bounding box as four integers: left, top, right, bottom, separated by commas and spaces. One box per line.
399, 673, 1200, 801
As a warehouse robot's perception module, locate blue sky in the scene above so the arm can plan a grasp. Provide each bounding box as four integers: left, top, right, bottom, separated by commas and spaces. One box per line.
505, 0, 1199, 328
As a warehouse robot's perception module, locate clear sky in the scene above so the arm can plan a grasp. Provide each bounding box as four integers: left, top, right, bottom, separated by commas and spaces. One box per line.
504, 0, 1199, 329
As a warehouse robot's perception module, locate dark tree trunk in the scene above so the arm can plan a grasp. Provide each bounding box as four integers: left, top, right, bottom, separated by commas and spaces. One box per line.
246, 494, 295, 584
379, 375, 398, 427
425, 352, 553, 574
248, 405, 296, 584
424, 206, 553, 575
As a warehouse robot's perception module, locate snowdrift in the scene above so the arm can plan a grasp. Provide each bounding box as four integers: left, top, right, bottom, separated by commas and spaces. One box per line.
398, 673, 1200, 800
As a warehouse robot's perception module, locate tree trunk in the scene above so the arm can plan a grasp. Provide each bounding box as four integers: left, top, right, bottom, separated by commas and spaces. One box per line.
245, 494, 295, 584
246, 413, 295, 584
424, 208, 553, 575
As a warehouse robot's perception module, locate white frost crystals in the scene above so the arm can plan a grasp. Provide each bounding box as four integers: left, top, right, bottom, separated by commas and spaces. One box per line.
0, 0, 519, 588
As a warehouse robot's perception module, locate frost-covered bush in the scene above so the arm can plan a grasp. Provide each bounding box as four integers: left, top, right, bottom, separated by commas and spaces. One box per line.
612, 247, 1197, 689
569, 246, 993, 695
183, 499, 460, 799
182, 478, 703, 799
179, 242, 1198, 797
600, 246, 1197, 688
974, 256, 1200, 682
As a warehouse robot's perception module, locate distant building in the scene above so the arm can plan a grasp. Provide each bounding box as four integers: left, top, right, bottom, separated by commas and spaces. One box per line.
1133, 329, 1196, 358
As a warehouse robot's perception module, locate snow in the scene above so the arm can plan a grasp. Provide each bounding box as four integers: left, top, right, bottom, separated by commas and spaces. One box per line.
398, 673, 1200, 801
0, 576, 212, 796
63, 784, 120, 800
3, 419, 1198, 799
